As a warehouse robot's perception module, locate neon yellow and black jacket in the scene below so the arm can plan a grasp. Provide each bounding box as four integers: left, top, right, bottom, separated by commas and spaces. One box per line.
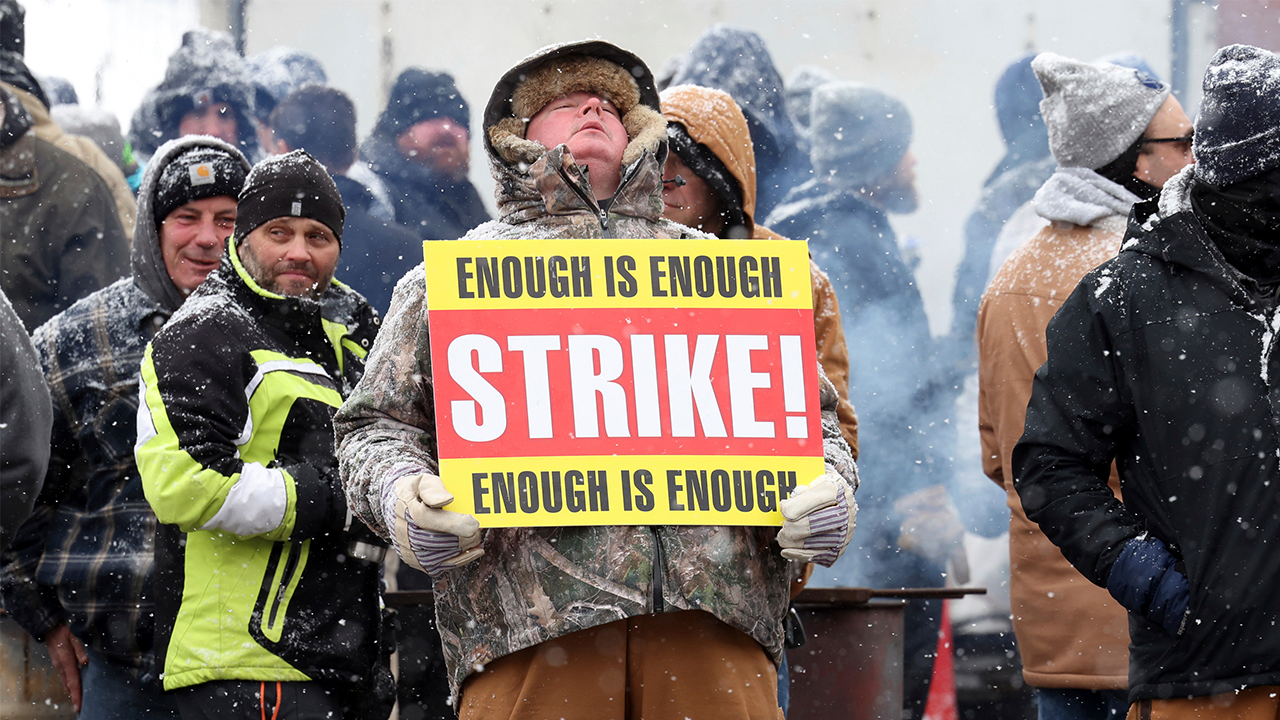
136, 238, 385, 692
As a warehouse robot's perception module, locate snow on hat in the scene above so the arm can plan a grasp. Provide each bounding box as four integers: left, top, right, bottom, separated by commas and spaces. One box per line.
153, 141, 249, 226
247, 46, 328, 123
1194, 44, 1280, 187
234, 149, 345, 243
375, 68, 469, 139
809, 82, 912, 190
1032, 52, 1169, 170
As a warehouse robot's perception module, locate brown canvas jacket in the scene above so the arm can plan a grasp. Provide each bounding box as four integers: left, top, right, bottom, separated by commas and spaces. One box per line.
978, 217, 1129, 689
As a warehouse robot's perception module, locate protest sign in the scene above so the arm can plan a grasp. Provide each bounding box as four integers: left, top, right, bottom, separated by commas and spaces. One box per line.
423, 238, 824, 527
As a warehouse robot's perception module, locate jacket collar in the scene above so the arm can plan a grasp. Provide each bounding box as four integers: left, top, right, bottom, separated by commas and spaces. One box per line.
1125, 184, 1267, 311
493, 143, 664, 229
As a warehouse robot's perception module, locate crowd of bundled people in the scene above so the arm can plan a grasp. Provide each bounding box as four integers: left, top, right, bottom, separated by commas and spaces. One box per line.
3, 0, 1280, 718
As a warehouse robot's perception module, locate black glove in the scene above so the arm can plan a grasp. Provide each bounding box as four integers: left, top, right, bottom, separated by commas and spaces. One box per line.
1106, 535, 1190, 637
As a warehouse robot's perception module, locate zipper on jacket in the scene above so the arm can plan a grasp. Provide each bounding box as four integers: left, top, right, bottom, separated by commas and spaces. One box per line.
268, 541, 304, 630
554, 162, 610, 233
555, 156, 650, 236
650, 527, 664, 613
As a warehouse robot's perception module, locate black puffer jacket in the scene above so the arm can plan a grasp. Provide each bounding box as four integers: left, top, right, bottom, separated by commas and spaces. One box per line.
1014, 171, 1280, 701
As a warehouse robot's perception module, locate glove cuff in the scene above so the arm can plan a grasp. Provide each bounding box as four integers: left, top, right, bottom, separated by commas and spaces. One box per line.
381, 467, 431, 574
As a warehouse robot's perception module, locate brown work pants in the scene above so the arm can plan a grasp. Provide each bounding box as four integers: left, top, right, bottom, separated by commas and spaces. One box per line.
1128, 686, 1280, 719
458, 610, 784, 720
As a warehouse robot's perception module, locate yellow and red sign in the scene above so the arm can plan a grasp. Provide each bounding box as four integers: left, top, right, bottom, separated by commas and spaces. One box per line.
423, 238, 823, 527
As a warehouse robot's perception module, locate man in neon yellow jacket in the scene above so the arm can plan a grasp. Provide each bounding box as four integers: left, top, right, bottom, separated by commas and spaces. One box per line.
136, 150, 391, 720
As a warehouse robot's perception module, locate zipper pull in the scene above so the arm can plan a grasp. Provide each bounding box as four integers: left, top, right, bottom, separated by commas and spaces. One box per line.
598, 209, 609, 233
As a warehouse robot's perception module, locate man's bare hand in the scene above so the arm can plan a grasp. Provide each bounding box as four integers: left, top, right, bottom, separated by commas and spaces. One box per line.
44, 624, 87, 713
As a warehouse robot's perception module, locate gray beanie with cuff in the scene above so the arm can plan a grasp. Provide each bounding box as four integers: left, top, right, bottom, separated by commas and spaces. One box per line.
1033, 52, 1169, 170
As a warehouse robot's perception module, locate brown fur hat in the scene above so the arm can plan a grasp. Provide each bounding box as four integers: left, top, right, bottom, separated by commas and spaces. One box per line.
486, 40, 666, 170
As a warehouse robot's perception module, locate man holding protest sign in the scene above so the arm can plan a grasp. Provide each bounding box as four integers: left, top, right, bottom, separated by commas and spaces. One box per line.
336, 40, 859, 718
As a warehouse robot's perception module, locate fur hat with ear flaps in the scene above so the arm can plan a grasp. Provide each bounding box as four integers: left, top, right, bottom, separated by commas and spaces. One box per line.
485, 39, 666, 170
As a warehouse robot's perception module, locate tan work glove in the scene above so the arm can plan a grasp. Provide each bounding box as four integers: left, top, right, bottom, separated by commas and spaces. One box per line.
380, 470, 483, 575
777, 473, 857, 566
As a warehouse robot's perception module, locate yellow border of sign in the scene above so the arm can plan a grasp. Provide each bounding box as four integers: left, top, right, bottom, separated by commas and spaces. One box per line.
423, 238, 812, 311
440, 455, 825, 527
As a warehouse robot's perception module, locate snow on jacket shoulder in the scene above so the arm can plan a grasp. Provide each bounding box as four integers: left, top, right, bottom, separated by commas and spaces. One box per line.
136, 240, 384, 692
978, 218, 1128, 690
1014, 182, 1280, 700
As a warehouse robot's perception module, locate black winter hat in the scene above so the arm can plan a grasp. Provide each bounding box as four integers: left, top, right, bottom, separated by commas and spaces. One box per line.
1195, 44, 1280, 188
0, 0, 23, 56
153, 143, 249, 226
235, 149, 345, 243
374, 68, 469, 138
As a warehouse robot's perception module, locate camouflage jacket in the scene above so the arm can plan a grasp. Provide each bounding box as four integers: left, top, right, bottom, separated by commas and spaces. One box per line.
336, 140, 859, 697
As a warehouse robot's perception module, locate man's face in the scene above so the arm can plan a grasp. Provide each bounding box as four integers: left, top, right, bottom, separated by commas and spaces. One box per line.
178, 103, 238, 146
160, 196, 237, 295
662, 152, 723, 235
397, 118, 470, 179
1136, 95, 1194, 189
239, 217, 340, 300
526, 91, 628, 198
875, 149, 920, 214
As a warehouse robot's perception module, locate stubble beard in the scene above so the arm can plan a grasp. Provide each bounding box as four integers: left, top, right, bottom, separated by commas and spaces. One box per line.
239, 240, 332, 301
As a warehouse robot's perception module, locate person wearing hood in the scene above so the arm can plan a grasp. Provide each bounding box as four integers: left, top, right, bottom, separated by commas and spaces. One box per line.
1, 0, 137, 239
128, 29, 260, 164
359, 68, 490, 241
336, 40, 858, 718
766, 82, 963, 720
135, 150, 391, 720
660, 83, 859, 457
1014, 44, 1280, 717
0, 84, 130, 331
660, 80, 860, 715
978, 53, 1191, 720
0, 136, 248, 720
669, 25, 813, 221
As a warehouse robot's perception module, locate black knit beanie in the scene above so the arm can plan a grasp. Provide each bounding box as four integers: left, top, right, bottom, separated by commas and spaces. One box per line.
1194, 45, 1280, 188
666, 122, 746, 234
154, 144, 249, 226
374, 68, 470, 138
234, 149, 345, 243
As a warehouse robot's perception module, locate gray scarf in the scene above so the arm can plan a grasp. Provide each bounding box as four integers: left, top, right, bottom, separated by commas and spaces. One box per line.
1034, 166, 1141, 227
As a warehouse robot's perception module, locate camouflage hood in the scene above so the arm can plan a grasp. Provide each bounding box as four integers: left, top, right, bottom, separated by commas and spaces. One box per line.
477, 40, 676, 237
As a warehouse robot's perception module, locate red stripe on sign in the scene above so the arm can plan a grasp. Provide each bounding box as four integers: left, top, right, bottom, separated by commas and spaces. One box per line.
428, 307, 821, 459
